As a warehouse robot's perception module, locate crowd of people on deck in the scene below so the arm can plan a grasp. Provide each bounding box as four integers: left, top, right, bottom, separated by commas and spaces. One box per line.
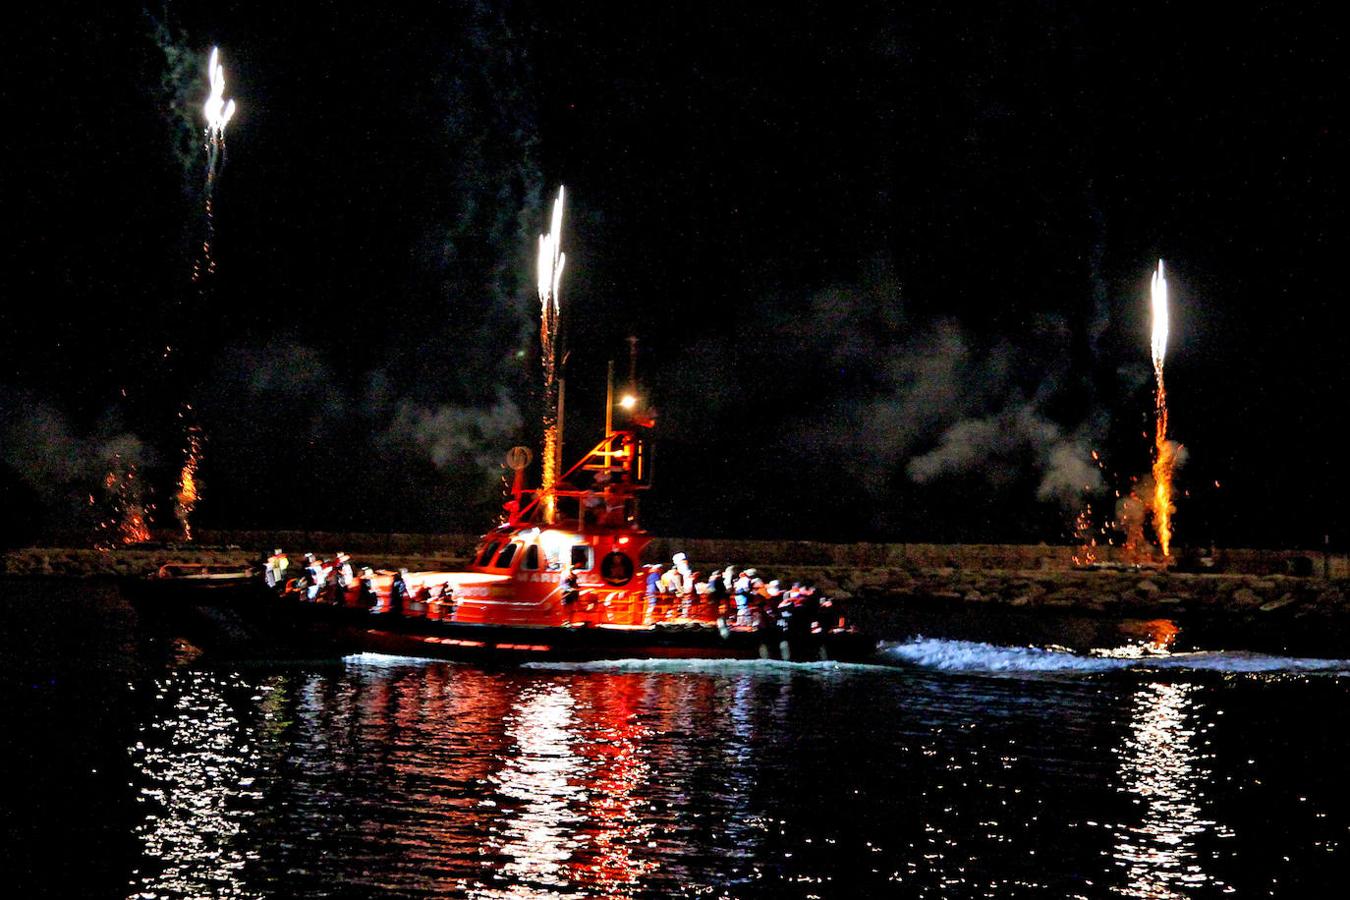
261, 546, 846, 632
262, 548, 457, 617
643, 552, 847, 634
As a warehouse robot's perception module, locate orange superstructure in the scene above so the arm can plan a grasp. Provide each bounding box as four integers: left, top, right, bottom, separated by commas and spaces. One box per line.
333, 429, 695, 630
456, 429, 652, 627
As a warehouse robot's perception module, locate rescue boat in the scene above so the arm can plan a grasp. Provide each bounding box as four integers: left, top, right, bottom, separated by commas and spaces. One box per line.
273, 428, 878, 664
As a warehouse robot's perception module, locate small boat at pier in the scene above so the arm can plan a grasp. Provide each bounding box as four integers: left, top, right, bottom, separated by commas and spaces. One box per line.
126, 562, 267, 603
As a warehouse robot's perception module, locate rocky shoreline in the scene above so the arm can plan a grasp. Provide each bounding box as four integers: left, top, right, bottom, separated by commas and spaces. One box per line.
0, 546, 463, 580
807, 565, 1350, 631
6, 540, 1350, 632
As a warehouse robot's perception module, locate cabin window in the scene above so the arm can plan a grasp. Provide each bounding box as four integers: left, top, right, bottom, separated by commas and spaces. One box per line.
521, 544, 540, 571
475, 541, 500, 567
494, 543, 520, 569
570, 543, 593, 571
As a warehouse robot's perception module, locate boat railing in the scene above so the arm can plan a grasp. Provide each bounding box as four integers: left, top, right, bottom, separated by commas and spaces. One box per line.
511, 430, 649, 528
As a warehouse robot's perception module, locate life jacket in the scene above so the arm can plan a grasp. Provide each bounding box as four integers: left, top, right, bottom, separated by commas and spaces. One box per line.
660, 569, 682, 594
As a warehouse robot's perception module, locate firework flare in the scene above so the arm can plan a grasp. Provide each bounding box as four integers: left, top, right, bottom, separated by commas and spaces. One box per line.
1149, 260, 1177, 557
537, 186, 566, 521
193, 46, 237, 284
177, 49, 234, 534
203, 46, 237, 143
174, 421, 203, 541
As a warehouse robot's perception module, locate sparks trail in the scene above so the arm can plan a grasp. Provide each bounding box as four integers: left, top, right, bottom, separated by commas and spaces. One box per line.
1150, 260, 1177, 558
169, 48, 234, 540
192, 47, 236, 286
174, 413, 203, 541
1088, 262, 1179, 564
537, 186, 566, 523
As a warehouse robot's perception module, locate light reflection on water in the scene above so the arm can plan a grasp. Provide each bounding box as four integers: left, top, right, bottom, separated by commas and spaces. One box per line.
129, 673, 264, 898
567, 682, 656, 897
1112, 681, 1234, 899
476, 682, 584, 898
121, 654, 1350, 898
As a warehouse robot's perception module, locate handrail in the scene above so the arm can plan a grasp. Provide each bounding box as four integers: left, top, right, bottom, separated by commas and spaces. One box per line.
510, 430, 647, 526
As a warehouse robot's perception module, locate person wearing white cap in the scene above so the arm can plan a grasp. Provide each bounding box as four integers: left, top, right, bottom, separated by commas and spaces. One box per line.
672, 551, 693, 589
733, 569, 754, 626
332, 552, 354, 604
670, 552, 694, 618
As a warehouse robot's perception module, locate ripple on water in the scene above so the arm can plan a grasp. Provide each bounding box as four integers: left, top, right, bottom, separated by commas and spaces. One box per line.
111, 644, 1350, 898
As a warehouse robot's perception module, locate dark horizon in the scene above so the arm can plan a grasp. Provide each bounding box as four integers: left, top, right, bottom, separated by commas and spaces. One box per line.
2, 1, 1346, 550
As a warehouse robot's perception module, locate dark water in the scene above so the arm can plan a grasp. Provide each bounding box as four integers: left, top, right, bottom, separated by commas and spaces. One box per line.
4, 579, 1350, 898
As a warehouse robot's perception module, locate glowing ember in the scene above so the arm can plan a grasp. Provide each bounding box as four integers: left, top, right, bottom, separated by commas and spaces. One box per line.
537, 186, 566, 522
1118, 484, 1149, 563
93, 457, 153, 548
1149, 260, 1176, 558
175, 424, 203, 541
1071, 450, 1115, 566
1072, 503, 1099, 567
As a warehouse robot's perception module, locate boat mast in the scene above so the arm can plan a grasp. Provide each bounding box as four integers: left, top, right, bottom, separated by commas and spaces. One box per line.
605, 360, 615, 439
554, 377, 565, 525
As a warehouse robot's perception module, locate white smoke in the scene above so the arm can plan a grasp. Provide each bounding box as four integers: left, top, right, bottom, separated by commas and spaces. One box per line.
214, 342, 524, 477
381, 389, 523, 472
1038, 440, 1103, 503
668, 276, 1112, 520
853, 319, 990, 465
907, 403, 1104, 505
237, 345, 348, 428
2, 400, 90, 487
1, 396, 153, 492
789, 299, 1102, 508
0, 393, 155, 534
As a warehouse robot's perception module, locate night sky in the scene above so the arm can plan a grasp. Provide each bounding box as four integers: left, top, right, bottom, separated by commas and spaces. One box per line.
2, 1, 1345, 549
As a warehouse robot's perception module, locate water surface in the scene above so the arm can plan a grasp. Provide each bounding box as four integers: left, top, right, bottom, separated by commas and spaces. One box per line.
3, 578, 1348, 898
